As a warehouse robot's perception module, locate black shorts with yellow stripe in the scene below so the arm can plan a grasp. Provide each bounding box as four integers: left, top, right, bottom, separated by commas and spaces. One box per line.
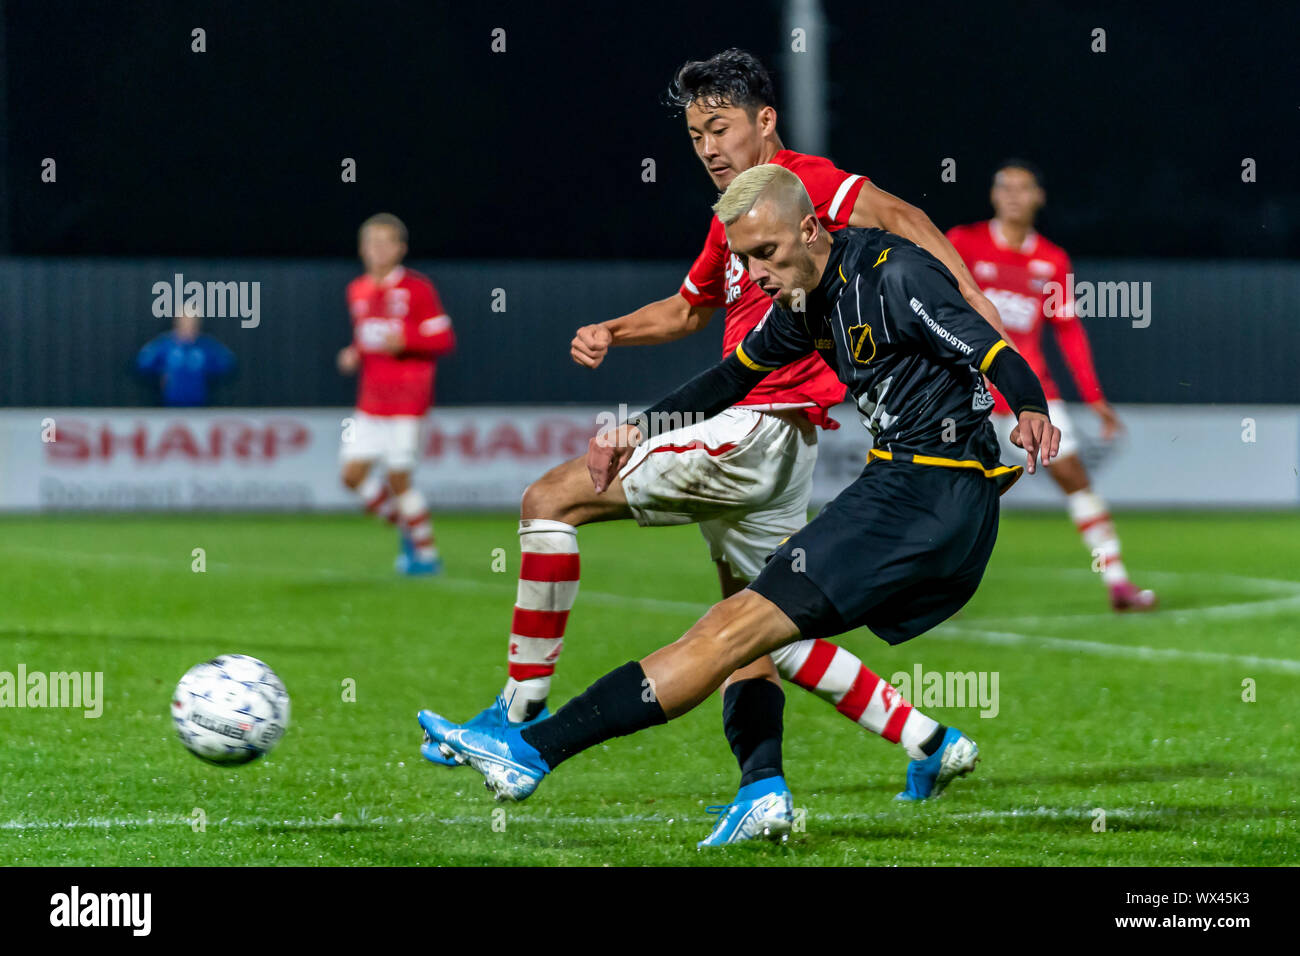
748, 455, 1009, 645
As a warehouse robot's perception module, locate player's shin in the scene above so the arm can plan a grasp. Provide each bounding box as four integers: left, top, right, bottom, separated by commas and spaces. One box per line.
503, 519, 579, 722
1067, 489, 1128, 585
722, 678, 785, 787
358, 472, 399, 526
397, 488, 438, 562
770, 638, 947, 760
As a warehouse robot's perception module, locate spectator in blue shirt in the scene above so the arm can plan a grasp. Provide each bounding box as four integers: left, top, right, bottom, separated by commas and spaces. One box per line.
136, 305, 236, 406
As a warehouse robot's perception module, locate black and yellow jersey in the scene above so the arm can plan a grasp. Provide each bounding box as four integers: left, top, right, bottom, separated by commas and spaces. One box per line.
637, 227, 1039, 492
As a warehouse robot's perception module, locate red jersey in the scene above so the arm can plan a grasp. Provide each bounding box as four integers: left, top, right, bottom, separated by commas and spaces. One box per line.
678, 149, 867, 427
946, 220, 1104, 412
347, 266, 456, 416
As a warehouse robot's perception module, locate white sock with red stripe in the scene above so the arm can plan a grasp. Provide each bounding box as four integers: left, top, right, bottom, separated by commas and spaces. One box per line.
1068, 489, 1128, 586
771, 638, 941, 760
396, 488, 437, 562
502, 518, 579, 722
357, 473, 399, 526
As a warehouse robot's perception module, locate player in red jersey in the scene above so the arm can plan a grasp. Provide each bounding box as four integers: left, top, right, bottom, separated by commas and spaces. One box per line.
947, 162, 1155, 611
337, 213, 456, 576
418, 50, 1008, 845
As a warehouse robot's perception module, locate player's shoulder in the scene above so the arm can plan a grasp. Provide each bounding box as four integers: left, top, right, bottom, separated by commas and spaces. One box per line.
1029, 232, 1070, 263
945, 221, 987, 245
346, 274, 371, 296
774, 149, 857, 189
400, 267, 437, 291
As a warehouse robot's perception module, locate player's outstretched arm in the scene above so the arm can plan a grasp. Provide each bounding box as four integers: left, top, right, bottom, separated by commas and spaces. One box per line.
849, 181, 1010, 341
571, 292, 716, 368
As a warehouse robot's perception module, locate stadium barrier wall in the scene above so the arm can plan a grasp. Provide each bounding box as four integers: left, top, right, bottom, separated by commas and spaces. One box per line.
2, 405, 1295, 512
1, 257, 1299, 407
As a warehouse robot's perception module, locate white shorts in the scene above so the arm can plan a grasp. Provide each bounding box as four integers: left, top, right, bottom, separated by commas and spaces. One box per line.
618, 406, 819, 581
339, 411, 421, 472
992, 399, 1079, 461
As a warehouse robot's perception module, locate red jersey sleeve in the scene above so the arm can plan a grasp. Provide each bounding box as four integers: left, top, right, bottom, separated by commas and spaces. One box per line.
679, 217, 728, 308
403, 279, 456, 359
1047, 253, 1104, 403
791, 154, 868, 228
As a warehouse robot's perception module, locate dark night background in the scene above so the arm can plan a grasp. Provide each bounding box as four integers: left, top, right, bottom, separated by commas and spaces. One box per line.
4, 0, 1298, 260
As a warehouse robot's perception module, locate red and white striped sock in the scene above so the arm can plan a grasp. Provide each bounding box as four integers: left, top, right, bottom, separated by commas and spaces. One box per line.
1068, 488, 1128, 586
357, 473, 399, 526
503, 519, 579, 722
771, 638, 940, 760
396, 488, 437, 562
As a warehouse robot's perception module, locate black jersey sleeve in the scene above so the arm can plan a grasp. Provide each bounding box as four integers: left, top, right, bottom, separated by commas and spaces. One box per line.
878, 252, 1006, 373
631, 303, 816, 440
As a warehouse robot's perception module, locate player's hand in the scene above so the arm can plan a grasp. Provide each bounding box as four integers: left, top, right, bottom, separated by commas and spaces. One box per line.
587, 423, 643, 493
1089, 399, 1123, 441
1009, 411, 1060, 475
571, 324, 614, 369
381, 329, 406, 354
336, 346, 359, 375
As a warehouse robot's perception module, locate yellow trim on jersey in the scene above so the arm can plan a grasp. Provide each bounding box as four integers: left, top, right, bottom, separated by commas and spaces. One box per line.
838, 264, 848, 284
735, 343, 777, 372
867, 448, 1023, 493
873, 247, 892, 268
978, 339, 1009, 374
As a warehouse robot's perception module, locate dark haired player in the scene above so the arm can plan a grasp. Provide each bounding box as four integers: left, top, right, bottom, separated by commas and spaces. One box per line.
947, 162, 1155, 610
420, 50, 1010, 846
424, 166, 1059, 824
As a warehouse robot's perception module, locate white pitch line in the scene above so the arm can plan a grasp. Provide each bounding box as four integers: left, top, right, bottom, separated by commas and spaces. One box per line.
0, 805, 1165, 833
3, 546, 1299, 671
934, 625, 1300, 675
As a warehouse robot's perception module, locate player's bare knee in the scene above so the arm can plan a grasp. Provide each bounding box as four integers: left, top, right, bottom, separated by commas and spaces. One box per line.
520, 458, 588, 524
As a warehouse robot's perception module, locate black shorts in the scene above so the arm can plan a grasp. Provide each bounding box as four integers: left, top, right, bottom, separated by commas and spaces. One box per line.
749, 458, 1001, 645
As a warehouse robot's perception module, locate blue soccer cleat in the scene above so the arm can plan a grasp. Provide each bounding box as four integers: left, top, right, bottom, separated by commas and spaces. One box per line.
895, 727, 980, 801
395, 541, 442, 577
418, 698, 549, 767
417, 700, 550, 801
697, 776, 794, 848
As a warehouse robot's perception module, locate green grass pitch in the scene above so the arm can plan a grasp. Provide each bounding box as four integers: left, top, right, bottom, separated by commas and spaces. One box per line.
0, 509, 1296, 866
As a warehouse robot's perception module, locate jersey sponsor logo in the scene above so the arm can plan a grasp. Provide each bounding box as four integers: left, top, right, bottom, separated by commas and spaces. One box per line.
356, 317, 404, 350
848, 321, 876, 364
910, 297, 974, 355
873, 247, 892, 268
725, 252, 745, 304
1029, 258, 1056, 277
982, 288, 1039, 333
814, 337, 834, 349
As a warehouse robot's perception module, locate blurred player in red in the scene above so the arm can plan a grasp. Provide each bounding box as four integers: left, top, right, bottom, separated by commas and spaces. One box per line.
337, 213, 456, 575
947, 162, 1155, 611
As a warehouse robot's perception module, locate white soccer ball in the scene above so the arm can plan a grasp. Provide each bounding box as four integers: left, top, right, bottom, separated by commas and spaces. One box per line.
171, 654, 291, 764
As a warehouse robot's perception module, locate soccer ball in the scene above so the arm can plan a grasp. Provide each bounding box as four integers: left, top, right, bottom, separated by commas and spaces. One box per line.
171, 654, 291, 764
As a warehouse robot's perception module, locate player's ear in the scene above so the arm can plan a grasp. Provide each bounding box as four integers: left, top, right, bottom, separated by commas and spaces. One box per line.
757, 104, 777, 137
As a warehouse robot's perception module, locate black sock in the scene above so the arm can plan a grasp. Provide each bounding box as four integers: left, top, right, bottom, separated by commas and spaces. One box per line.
722, 678, 785, 788
920, 723, 948, 757
521, 661, 667, 770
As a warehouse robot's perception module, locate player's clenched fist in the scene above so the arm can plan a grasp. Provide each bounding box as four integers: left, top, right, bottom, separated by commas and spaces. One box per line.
337, 345, 360, 375
571, 324, 614, 368
587, 422, 643, 493
1009, 411, 1061, 475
